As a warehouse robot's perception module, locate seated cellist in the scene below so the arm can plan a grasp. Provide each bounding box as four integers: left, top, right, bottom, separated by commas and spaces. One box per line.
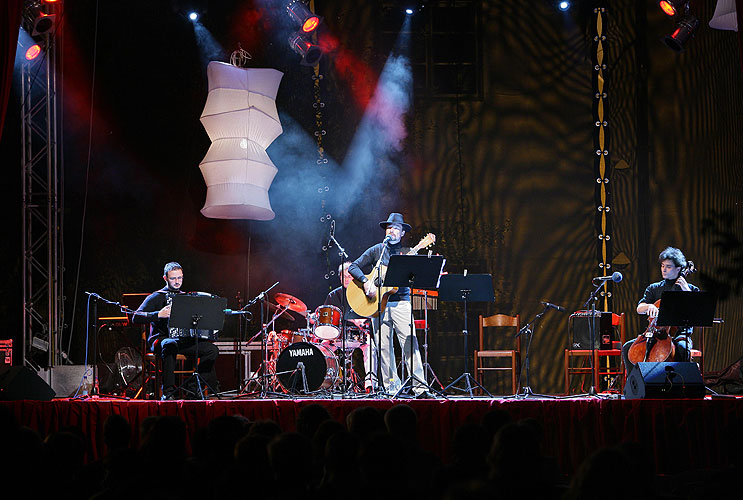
622, 247, 700, 374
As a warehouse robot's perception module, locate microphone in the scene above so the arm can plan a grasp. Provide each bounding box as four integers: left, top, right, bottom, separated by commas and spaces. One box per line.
541, 301, 566, 312
593, 271, 623, 283
224, 309, 252, 318
383, 234, 392, 244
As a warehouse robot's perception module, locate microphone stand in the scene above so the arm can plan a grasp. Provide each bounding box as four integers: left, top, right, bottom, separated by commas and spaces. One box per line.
72, 292, 129, 400
580, 279, 608, 397
234, 282, 279, 398
506, 303, 557, 399
328, 230, 354, 397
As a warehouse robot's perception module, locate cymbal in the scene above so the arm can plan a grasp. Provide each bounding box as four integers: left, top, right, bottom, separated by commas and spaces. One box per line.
274, 293, 308, 315
267, 302, 295, 321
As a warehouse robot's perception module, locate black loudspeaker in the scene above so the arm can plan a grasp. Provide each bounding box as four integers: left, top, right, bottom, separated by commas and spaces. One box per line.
570, 311, 615, 349
0, 366, 56, 401
624, 362, 704, 399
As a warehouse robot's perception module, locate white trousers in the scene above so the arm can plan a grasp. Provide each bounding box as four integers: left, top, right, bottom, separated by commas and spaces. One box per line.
368, 300, 425, 391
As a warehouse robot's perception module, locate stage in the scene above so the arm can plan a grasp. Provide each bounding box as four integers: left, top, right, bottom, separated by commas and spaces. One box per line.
2, 395, 742, 475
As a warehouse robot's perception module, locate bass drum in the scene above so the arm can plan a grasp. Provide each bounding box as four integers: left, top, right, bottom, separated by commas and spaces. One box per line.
276, 342, 339, 393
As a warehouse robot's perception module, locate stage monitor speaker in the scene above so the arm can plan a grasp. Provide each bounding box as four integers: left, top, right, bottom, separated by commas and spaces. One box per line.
0, 366, 56, 401
569, 311, 615, 349
624, 362, 704, 399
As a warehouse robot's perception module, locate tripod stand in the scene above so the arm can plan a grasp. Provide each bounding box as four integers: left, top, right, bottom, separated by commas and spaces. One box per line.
383, 254, 446, 398
168, 294, 226, 400
441, 273, 495, 397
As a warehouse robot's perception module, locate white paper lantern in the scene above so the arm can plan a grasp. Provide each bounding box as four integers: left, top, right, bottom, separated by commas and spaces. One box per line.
199, 62, 283, 220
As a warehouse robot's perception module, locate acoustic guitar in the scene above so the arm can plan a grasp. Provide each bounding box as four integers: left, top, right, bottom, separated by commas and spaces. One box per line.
346, 233, 436, 318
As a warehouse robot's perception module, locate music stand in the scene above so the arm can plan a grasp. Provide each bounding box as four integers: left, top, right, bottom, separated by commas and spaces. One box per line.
169, 294, 226, 399
384, 254, 446, 397
440, 273, 495, 397
657, 291, 717, 328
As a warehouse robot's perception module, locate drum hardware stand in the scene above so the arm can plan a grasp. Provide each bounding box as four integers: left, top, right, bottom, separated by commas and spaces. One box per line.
383, 254, 446, 398
419, 288, 445, 392
282, 362, 310, 394
506, 302, 557, 399
168, 294, 226, 400
440, 273, 494, 398
72, 292, 130, 400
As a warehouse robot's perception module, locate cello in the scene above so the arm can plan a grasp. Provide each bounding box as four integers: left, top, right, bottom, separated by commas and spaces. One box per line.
627, 261, 696, 364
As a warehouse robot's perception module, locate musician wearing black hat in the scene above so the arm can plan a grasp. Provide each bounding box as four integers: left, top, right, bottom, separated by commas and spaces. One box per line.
348, 213, 426, 394
132, 262, 219, 400
621, 247, 700, 374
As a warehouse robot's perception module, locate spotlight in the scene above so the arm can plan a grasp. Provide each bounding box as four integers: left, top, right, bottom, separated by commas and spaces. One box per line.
658, 0, 686, 17
405, 8, 414, 15
286, 0, 322, 34
288, 31, 323, 66
25, 43, 42, 61
188, 11, 199, 22
559, 1, 570, 11
663, 14, 700, 52
23, 11, 56, 37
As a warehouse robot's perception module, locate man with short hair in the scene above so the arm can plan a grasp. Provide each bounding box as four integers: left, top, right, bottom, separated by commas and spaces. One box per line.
348, 213, 425, 394
133, 262, 219, 400
621, 247, 700, 373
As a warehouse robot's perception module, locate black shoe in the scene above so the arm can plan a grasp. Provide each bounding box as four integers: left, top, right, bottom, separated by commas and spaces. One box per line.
161, 386, 177, 401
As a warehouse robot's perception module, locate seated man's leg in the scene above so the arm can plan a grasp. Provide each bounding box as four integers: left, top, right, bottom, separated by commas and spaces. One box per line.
159, 338, 180, 397
195, 341, 220, 391
673, 335, 692, 362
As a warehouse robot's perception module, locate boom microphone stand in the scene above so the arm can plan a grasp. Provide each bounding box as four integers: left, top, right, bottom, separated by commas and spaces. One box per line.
72, 292, 130, 400
328, 223, 353, 396
507, 303, 557, 399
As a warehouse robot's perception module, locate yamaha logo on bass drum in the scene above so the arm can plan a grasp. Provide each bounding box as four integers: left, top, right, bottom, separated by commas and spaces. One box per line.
289, 347, 314, 357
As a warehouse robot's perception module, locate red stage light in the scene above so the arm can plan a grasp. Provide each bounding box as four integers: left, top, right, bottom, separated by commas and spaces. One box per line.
302, 16, 320, 33
25, 44, 42, 60
659, 1, 677, 16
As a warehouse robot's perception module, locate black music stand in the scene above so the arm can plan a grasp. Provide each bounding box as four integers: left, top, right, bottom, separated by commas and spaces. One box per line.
657, 291, 717, 329
169, 294, 226, 399
384, 254, 446, 397
440, 274, 494, 397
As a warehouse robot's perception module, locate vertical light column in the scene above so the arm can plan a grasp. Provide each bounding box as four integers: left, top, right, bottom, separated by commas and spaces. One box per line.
593, 4, 613, 312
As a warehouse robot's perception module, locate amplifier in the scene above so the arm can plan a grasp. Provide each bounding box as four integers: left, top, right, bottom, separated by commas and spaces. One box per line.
569, 311, 616, 350
0, 339, 13, 367
0, 339, 11, 365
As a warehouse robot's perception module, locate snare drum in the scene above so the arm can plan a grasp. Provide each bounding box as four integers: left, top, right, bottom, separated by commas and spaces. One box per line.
276, 342, 339, 393
314, 305, 342, 340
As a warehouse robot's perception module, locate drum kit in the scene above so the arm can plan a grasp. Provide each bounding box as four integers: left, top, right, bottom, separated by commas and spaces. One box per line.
258, 293, 369, 394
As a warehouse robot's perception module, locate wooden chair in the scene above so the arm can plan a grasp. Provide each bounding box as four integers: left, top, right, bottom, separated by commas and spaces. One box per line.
474, 314, 521, 394
139, 332, 193, 400
564, 312, 625, 394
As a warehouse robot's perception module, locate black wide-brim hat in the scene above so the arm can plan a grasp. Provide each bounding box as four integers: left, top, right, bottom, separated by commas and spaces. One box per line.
379, 212, 412, 232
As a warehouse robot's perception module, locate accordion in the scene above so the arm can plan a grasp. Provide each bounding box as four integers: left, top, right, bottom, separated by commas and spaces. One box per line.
166, 291, 222, 341
168, 327, 219, 341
